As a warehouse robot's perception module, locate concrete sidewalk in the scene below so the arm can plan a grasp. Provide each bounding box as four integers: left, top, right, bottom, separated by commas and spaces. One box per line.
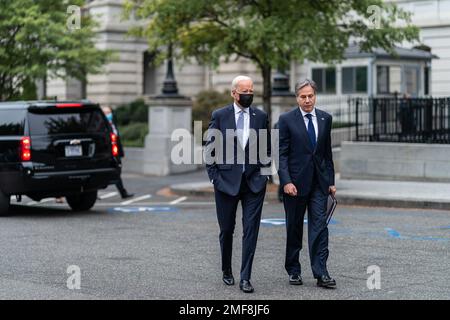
170, 175, 450, 210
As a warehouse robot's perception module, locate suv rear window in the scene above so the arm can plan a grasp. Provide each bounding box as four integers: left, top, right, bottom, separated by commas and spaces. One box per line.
28, 109, 109, 135
0, 110, 26, 135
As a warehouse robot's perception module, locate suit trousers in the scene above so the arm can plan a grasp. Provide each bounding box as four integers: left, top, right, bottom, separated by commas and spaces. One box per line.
283, 177, 330, 279
214, 175, 266, 281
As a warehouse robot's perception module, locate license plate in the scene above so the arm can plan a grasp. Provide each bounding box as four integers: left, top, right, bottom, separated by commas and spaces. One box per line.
65, 145, 83, 157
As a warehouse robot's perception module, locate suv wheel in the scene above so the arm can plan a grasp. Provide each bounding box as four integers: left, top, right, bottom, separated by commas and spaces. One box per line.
66, 191, 98, 211
0, 190, 11, 216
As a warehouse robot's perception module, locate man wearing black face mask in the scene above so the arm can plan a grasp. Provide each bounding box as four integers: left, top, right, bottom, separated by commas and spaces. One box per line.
205, 75, 271, 293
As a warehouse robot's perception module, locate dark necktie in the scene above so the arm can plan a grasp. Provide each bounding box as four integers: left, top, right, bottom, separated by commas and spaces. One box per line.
305, 113, 316, 149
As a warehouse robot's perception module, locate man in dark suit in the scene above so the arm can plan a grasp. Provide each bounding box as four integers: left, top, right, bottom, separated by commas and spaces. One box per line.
205, 75, 271, 293
102, 106, 134, 199
278, 79, 337, 288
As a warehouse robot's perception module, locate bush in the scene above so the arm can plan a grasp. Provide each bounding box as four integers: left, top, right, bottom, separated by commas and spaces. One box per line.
192, 90, 232, 133
115, 92, 232, 147
115, 98, 148, 126
118, 122, 148, 147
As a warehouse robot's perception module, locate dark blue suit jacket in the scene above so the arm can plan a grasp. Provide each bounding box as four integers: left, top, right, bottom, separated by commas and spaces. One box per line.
278, 107, 335, 196
205, 104, 271, 196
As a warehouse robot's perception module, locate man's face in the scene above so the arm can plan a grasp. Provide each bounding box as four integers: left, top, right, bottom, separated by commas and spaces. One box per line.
296, 85, 316, 113
232, 79, 254, 103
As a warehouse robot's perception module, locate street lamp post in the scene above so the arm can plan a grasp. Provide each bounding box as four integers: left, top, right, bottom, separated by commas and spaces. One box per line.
142, 44, 197, 176
160, 44, 180, 97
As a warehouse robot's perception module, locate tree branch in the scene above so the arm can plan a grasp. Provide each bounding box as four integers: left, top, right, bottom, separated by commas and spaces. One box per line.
205, 12, 231, 29
232, 45, 262, 66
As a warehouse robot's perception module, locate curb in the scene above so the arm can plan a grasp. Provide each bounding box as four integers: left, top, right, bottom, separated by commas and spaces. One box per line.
170, 183, 281, 200
336, 196, 450, 211
169, 183, 450, 210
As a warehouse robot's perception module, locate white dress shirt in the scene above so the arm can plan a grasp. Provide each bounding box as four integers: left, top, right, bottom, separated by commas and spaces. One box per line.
234, 103, 250, 148
210, 103, 250, 184
299, 107, 318, 142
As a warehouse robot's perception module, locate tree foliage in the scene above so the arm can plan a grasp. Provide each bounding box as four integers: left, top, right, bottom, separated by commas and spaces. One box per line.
115, 98, 149, 126
193, 89, 232, 133
0, 0, 112, 100
124, 0, 420, 119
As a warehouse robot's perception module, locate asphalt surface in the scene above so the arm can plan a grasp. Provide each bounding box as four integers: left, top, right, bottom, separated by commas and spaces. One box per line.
0, 170, 448, 300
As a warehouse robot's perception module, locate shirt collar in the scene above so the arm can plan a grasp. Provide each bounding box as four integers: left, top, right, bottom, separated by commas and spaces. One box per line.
234, 102, 249, 114
299, 107, 316, 118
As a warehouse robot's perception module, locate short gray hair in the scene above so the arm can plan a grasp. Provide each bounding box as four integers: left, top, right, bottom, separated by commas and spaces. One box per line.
295, 79, 317, 96
231, 75, 253, 91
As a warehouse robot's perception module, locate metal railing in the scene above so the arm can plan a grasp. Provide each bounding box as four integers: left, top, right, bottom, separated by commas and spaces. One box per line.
316, 96, 362, 147
352, 97, 450, 144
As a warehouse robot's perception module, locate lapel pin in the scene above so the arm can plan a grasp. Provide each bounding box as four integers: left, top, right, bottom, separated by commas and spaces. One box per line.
253, 113, 256, 116
321, 118, 325, 120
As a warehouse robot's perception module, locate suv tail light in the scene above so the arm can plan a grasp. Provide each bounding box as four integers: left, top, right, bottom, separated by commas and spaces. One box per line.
110, 133, 119, 157
20, 136, 32, 161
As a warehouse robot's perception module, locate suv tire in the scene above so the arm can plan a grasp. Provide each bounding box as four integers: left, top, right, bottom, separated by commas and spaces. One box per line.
66, 191, 98, 211
0, 190, 11, 216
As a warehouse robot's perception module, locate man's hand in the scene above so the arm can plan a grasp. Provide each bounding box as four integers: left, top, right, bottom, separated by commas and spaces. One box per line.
283, 183, 298, 196
329, 185, 337, 197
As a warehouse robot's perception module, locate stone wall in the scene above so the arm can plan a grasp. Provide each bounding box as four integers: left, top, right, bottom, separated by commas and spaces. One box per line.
340, 141, 450, 182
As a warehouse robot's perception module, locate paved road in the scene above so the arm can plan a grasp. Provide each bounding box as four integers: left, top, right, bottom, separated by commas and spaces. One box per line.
0, 172, 448, 299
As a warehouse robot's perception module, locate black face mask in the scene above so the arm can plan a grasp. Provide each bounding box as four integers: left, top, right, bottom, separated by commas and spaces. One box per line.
238, 93, 253, 108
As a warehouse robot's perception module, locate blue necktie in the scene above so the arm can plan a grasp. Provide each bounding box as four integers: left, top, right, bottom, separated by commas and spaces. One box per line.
236, 110, 245, 172
305, 113, 316, 149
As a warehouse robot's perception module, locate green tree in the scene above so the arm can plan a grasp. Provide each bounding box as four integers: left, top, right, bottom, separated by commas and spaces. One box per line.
193, 90, 232, 133
0, 0, 112, 100
124, 0, 419, 122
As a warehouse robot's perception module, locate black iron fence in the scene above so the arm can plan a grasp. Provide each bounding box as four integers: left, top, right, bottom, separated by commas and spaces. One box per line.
351, 97, 450, 144
316, 96, 360, 147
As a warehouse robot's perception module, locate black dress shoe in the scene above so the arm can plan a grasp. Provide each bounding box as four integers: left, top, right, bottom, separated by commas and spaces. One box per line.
289, 274, 303, 285
222, 271, 234, 286
317, 275, 336, 288
121, 193, 134, 199
239, 280, 254, 293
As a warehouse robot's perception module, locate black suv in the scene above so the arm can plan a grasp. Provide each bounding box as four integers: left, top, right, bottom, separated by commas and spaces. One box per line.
0, 100, 121, 215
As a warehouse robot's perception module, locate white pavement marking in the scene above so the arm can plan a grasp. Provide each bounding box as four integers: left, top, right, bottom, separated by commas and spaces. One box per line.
11, 196, 31, 203
35, 201, 215, 207
120, 194, 152, 205
89, 201, 266, 206
170, 196, 188, 205
27, 198, 56, 206
22, 201, 269, 207
99, 192, 118, 200
89, 202, 216, 206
